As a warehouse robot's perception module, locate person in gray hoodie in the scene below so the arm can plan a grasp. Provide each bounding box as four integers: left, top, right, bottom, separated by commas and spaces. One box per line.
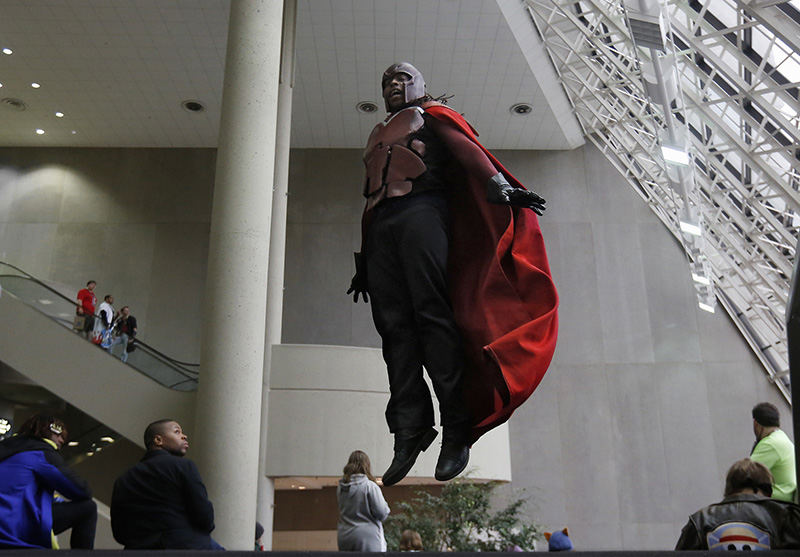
337, 450, 390, 551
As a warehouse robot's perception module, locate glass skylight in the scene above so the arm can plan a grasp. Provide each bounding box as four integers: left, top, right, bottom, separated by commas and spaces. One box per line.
525, 0, 800, 401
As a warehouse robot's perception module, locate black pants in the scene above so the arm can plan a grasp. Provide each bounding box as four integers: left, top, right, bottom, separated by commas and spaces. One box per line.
53, 499, 97, 549
367, 192, 470, 438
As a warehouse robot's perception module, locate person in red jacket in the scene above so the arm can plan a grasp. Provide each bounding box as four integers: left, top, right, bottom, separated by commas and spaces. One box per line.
348, 63, 558, 485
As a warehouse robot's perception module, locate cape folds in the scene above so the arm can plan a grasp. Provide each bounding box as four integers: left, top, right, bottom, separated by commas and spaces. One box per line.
425, 104, 559, 444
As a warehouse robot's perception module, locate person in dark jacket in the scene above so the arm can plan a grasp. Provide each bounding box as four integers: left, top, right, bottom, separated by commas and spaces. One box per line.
0, 414, 96, 549
110, 419, 222, 549
107, 305, 138, 363
675, 458, 800, 550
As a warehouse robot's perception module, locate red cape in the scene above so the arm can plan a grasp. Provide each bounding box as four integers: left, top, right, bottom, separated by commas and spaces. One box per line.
425, 104, 559, 444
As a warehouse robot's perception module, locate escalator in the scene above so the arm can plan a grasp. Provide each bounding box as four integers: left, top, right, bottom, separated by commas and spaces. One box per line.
0, 261, 196, 446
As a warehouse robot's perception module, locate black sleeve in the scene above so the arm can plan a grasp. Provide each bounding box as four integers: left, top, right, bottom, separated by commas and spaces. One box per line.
110, 479, 128, 546
780, 504, 800, 548
674, 518, 703, 550
129, 316, 138, 336
181, 459, 215, 533
41, 449, 92, 501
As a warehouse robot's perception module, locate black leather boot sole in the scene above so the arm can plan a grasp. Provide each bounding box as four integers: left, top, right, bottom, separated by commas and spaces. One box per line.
381, 428, 438, 486
434, 443, 470, 481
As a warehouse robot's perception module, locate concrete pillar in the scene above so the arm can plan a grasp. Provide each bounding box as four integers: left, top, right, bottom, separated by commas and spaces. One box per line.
256, 0, 297, 549
193, 0, 283, 550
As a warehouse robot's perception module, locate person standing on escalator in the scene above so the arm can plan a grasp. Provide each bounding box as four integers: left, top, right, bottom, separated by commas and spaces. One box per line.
107, 305, 138, 363
75, 280, 97, 338
93, 294, 116, 346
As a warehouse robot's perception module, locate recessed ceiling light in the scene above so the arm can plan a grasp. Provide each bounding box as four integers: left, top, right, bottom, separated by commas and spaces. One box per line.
35, 128, 44, 135
31, 82, 40, 89
71, 130, 77, 134
100, 436, 115, 443
68, 441, 79, 447
181, 99, 205, 113
55, 111, 64, 118
356, 101, 378, 114
2, 48, 12, 55
510, 103, 533, 115
0, 83, 3, 88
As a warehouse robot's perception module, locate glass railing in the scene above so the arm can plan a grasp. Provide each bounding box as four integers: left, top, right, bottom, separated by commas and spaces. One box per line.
0, 261, 198, 391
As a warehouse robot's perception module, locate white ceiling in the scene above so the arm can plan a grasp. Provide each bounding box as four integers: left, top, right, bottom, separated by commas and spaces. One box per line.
0, 0, 583, 150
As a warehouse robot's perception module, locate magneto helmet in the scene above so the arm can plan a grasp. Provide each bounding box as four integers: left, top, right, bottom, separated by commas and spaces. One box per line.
381, 62, 426, 112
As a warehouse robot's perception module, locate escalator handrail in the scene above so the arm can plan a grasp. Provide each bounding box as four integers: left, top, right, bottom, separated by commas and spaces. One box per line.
0, 261, 200, 376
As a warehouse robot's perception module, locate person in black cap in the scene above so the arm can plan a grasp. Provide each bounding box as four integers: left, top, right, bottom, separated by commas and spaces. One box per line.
750, 402, 796, 502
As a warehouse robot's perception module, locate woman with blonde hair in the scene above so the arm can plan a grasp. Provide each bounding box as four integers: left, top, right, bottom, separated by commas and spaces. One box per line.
337, 450, 390, 551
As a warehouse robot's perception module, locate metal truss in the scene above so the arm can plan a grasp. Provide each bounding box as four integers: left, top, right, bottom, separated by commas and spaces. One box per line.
525, 0, 800, 401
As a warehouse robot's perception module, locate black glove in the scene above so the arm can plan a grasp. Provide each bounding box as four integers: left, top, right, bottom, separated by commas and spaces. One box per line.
346, 252, 369, 303
486, 172, 546, 215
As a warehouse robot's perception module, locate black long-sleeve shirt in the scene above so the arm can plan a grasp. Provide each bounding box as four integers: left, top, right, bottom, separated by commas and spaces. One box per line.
111, 449, 215, 549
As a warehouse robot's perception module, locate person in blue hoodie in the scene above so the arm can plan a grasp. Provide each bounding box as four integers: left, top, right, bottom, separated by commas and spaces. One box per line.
0, 414, 95, 549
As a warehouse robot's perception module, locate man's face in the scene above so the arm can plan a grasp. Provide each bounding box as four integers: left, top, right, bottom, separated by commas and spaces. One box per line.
383, 72, 413, 113
107, 296, 114, 304
87, 282, 96, 291
155, 421, 189, 456
121, 307, 130, 317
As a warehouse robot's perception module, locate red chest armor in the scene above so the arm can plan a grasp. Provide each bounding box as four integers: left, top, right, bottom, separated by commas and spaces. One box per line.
362, 106, 428, 210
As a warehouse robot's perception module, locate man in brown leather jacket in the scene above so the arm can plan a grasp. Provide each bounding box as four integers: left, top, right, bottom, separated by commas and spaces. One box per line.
675, 458, 800, 550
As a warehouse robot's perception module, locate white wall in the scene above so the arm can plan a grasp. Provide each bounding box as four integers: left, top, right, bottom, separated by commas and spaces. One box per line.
493, 145, 792, 550
265, 344, 512, 482
0, 143, 792, 550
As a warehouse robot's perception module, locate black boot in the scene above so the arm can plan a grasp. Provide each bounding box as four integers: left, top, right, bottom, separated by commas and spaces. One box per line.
435, 429, 470, 481
382, 428, 438, 486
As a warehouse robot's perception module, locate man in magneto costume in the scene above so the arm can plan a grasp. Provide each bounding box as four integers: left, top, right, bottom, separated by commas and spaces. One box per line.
348, 63, 558, 485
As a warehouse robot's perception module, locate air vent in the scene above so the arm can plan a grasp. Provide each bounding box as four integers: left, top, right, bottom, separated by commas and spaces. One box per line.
1, 97, 27, 111
356, 101, 378, 114
181, 99, 205, 113
628, 13, 665, 51
510, 103, 533, 115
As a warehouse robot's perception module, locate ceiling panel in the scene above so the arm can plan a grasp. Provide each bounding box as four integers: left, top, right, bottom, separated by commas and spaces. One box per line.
0, 0, 581, 149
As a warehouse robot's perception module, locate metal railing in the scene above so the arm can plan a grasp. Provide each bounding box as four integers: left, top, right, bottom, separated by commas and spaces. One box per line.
0, 261, 198, 391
